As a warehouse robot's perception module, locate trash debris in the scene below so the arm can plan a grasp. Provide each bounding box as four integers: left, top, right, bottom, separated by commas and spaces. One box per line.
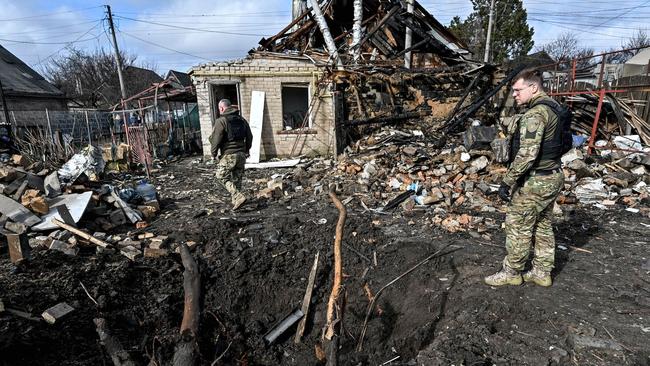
262, 308, 304, 345
42, 302, 75, 324
57, 145, 105, 186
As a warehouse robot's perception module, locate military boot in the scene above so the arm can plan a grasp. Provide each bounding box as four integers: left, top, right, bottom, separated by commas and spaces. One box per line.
484, 266, 522, 286
523, 267, 552, 287
232, 193, 247, 210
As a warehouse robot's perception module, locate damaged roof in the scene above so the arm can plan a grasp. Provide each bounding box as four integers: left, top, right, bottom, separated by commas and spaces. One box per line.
257, 0, 470, 65
0, 44, 64, 98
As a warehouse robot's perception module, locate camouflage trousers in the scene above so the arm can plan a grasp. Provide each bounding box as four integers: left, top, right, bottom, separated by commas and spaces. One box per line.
215, 152, 246, 203
503, 171, 564, 272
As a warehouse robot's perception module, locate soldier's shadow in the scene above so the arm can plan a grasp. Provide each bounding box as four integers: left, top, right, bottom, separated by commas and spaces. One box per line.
551, 209, 599, 276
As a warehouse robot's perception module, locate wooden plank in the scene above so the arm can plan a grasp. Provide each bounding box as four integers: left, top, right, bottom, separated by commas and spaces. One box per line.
51, 219, 110, 248
6, 232, 30, 264
3, 175, 26, 195
12, 180, 28, 201
247, 91, 265, 164
357, 5, 401, 50
294, 251, 319, 343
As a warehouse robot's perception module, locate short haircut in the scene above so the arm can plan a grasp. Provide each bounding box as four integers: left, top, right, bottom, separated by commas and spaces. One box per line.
512, 68, 543, 86
218, 99, 232, 108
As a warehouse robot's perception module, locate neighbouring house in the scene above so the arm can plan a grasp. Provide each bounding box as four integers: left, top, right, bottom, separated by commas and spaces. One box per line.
113, 70, 200, 157
623, 47, 650, 77
166, 69, 193, 89
0, 44, 67, 122
190, 0, 482, 160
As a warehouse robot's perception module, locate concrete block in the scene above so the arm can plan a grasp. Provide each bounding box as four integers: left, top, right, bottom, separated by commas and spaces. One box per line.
49, 240, 79, 256
568, 334, 622, 351
120, 245, 141, 261
144, 248, 169, 258
7, 232, 30, 263
42, 302, 74, 324
5, 221, 27, 234
29, 235, 53, 249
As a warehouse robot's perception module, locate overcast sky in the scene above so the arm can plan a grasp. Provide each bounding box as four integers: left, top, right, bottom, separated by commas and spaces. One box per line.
1, 0, 648, 75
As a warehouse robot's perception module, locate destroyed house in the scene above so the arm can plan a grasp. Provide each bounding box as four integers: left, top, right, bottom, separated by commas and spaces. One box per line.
190, 0, 485, 160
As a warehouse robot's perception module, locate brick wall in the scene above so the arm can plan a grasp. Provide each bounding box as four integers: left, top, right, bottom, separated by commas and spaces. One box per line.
191, 56, 336, 159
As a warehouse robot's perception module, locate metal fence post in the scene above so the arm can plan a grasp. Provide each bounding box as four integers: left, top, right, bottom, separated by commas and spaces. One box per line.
45, 108, 54, 144
84, 110, 92, 146
587, 55, 608, 155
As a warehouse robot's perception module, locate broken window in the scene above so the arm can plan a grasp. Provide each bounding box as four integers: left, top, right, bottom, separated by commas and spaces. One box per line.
282, 84, 309, 130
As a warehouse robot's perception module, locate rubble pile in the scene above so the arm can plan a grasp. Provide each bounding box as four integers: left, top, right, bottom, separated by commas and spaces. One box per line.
0, 144, 164, 265
245, 122, 650, 232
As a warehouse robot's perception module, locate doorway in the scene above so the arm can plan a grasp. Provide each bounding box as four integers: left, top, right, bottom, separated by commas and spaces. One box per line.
210, 83, 241, 122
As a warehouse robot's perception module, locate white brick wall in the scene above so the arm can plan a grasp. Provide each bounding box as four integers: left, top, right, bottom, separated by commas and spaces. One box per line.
192, 57, 336, 159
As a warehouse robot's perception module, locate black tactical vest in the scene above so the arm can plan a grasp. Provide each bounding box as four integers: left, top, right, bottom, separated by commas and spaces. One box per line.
225, 114, 248, 142
510, 99, 566, 164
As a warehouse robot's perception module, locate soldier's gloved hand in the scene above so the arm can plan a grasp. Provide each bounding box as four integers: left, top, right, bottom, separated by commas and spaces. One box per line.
498, 182, 511, 202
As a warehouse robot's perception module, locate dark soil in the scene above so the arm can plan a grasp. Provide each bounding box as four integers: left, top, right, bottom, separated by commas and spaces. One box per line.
1, 157, 649, 366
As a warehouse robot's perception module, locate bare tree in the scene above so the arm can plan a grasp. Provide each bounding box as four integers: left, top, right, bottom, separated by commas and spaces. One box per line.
537, 32, 578, 62
623, 29, 650, 51
44, 47, 160, 108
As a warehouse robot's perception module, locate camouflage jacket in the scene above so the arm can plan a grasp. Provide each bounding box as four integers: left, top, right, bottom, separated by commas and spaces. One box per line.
502, 92, 561, 187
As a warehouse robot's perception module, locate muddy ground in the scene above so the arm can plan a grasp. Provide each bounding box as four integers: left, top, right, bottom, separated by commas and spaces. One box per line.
1, 157, 649, 366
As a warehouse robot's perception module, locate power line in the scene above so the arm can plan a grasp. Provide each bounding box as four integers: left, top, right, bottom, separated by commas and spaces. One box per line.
0, 6, 102, 21
0, 20, 100, 37
120, 30, 214, 61
114, 10, 289, 18
114, 15, 271, 37
32, 21, 103, 67
0, 35, 100, 45
529, 18, 650, 31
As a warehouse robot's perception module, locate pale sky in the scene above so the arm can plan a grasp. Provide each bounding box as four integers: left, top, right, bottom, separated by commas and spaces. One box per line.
1, 0, 648, 75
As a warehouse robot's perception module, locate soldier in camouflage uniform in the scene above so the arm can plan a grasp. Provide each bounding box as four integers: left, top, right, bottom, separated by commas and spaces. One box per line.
485, 68, 565, 287
209, 99, 253, 210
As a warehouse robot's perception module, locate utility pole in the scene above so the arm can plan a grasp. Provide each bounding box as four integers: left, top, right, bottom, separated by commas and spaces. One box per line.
105, 5, 128, 100
484, 0, 496, 63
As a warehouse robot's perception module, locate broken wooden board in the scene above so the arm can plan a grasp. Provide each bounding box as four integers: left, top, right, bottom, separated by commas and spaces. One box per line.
245, 159, 301, 169
247, 90, 265, 164
6, 232, 30, 263
0, 194, 41, 227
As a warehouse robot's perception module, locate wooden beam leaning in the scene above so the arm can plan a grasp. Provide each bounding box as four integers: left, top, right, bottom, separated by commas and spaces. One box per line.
294, 251, 319, 343
356, 5, 401, 53
259, 8, 313, 50
51, 219, 110, 248
392, 12, 457, 60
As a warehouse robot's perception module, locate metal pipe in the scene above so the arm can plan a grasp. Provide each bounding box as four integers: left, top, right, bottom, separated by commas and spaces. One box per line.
483, 0, 496, 63
307, 0, 342, 68
588, 55, 608, 155
262, 309, 304, 345
352, 0, 363, 64
548, 87, 650, 96
404, 0, 414, 68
